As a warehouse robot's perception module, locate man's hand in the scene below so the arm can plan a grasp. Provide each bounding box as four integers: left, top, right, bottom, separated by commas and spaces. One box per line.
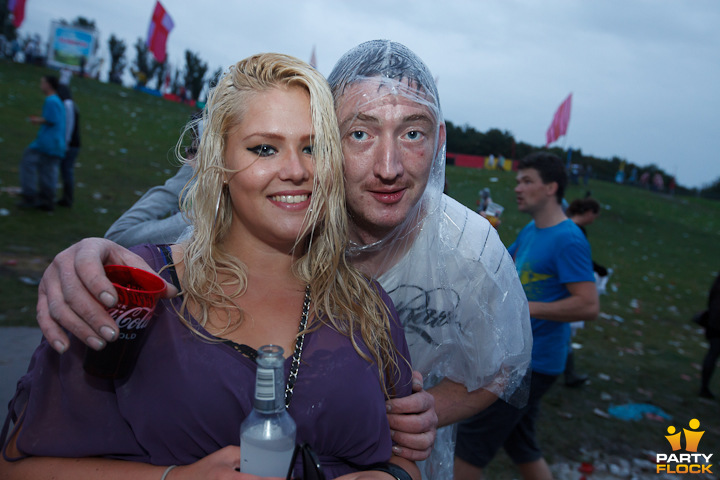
427, 379, 499, 427
385, 371, 437, 461
37, 238, 177, 354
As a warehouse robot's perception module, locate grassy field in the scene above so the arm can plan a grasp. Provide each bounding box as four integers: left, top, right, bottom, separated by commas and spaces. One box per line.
448, 167, 719, 477
0, 59, 195, 321
1, 59, 719, 476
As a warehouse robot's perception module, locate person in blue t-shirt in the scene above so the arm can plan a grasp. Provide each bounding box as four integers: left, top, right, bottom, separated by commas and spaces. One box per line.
18, 75, 66, 211
455, 152, 598, 480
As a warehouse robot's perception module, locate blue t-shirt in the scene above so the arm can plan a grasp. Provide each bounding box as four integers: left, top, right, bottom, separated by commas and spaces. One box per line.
508, 219, 594, 375
29, 94, 66, 158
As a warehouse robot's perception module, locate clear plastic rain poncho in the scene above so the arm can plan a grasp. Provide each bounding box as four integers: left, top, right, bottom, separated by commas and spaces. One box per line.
328, 40, 532, 478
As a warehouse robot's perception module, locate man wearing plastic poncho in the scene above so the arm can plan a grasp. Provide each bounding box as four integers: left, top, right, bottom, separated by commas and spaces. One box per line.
30, 41, 532, 479
327, 41, 531, 478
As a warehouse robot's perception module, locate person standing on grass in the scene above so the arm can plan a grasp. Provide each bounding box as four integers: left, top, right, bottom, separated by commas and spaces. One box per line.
56, 84, 81, 208
454, 151, 598, 480
17, 75, 66, 211
564, 197, 609, 387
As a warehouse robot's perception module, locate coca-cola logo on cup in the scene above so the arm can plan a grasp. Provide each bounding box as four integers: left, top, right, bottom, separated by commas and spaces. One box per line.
109, 306, 154, 332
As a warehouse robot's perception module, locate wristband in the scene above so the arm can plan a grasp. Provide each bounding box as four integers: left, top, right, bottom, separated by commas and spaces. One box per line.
161, 465, 178, 480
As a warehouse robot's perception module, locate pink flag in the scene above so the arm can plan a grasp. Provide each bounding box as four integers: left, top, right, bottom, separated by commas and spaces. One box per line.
545, 93, 572, 146
309, 45, 317, 69
8, 0, 26, 28
146, 1, 174, 63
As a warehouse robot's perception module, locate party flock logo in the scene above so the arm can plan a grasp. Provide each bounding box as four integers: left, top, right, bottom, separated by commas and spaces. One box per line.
656, 418, 713, 474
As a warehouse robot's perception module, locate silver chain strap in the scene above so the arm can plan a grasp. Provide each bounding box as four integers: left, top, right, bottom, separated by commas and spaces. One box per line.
284, 285, 310, 408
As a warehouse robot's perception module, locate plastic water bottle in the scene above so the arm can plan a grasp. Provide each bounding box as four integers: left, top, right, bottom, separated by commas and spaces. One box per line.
240, 345, 297, 477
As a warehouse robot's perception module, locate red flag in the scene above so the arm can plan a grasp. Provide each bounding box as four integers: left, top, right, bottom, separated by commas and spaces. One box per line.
8, 0, 26, 28
309, 45, 317, 69
545, 93, 572, 146
146, 1, 174, 63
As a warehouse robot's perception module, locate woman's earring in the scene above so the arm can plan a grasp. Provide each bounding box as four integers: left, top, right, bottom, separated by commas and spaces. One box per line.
212, 181, 227, 235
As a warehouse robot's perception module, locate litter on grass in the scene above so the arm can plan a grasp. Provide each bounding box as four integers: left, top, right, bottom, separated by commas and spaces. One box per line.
607, 403, 671, 421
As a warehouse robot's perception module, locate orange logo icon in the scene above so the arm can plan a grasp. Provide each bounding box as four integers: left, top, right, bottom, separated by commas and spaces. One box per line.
664, 419, 704, 453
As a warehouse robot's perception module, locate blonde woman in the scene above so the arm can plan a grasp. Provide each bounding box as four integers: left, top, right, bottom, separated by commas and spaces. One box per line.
1, 53, 418, 480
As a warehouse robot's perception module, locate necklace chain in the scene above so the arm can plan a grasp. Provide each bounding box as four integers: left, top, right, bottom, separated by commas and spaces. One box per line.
284, 284, 311, 408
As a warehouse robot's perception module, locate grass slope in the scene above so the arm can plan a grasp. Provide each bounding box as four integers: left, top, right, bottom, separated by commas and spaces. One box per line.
447, 166, 719, 475
0, 60, 194, 322
1, 60, 718, 474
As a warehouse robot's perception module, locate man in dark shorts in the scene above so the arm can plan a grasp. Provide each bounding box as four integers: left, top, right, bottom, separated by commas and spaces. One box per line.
454, 152, 599, 480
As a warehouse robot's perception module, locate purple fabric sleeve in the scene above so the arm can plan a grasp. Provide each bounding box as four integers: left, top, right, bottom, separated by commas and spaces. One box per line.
2, 244, 412, 479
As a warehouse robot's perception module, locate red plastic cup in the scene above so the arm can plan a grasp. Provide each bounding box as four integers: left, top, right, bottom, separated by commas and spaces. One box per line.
83, 265, 167, 379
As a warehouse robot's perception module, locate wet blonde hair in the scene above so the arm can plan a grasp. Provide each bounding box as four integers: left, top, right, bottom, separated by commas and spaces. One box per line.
176, 53, 404, 396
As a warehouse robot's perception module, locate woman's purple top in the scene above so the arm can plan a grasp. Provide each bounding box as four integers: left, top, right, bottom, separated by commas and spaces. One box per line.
2, 244, 413, 479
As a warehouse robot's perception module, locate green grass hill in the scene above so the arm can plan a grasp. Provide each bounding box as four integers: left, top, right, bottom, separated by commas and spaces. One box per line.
1, 59, 195, 318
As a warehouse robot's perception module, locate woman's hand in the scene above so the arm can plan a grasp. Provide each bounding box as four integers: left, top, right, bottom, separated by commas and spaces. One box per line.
0, 445, 280, 480
170, 446, 269, 480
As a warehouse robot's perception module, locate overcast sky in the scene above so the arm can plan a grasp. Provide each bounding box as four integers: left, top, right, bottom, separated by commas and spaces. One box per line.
17, 0, 720, 188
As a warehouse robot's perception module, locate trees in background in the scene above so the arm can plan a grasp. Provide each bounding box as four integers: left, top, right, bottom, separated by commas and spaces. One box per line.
701, 177, 720, 199
170, 67, 181, 96
108, 34, 126, 84
208, 66, 224, 90
0, 2, 17, 41
131, 37, 168, 89
129, 45, 209, 99
131, 38, 154, 87
446, 121, 518, 159
183, 50, 208, 101
447, 120, 645, 186
70, 16, 95, 29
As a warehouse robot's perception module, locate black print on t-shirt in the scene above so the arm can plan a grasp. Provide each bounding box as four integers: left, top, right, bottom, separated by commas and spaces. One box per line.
387, 284, 461, 346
